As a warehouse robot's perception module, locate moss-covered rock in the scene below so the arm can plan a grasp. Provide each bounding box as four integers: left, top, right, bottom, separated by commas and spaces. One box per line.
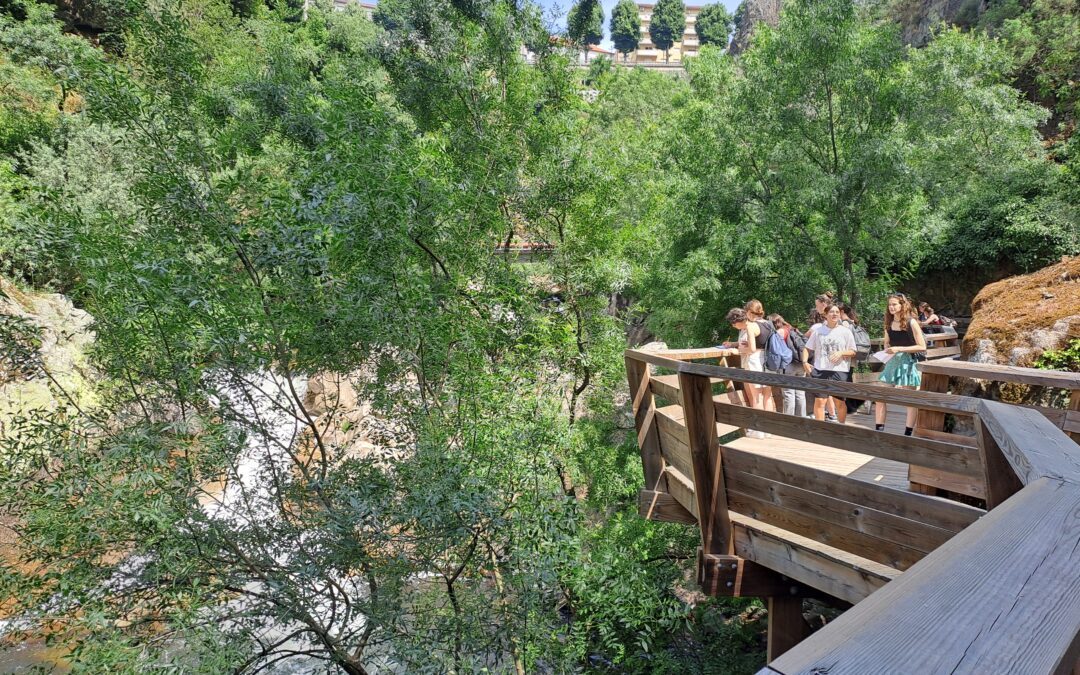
0, 277, 97, 428
963, 256, 1080, 366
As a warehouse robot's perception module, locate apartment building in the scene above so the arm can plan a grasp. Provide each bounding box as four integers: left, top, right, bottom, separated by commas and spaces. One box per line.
331, 0, 377, 19
626, 3, 704, 64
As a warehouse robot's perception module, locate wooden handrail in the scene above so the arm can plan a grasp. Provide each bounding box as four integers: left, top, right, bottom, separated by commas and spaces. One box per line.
625, 348, 982, 415
765, 372, 1080, 674
920, 359, 1080, 390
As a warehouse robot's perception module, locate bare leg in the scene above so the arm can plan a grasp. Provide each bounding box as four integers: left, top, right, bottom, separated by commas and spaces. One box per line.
814, 396, 826, 421
835, 398, 847, 423
875, 400, 888, 425
900, 385, 917, 427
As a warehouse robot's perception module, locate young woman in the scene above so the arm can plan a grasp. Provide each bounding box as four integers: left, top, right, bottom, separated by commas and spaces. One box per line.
839, 303, 866, 416
724, 307, 775, 437
876, 293, 927, 435
918, 302, 943, 334
803, 304, 856, 423
769, 313, 806, 418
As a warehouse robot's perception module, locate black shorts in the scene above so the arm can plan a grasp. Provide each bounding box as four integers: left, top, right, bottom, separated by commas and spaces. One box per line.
811, 368, 847, 382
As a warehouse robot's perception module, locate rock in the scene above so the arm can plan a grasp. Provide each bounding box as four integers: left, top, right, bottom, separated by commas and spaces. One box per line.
962, 257, 1080, 366
0, 278, 97, 431
729, 0, 783, 55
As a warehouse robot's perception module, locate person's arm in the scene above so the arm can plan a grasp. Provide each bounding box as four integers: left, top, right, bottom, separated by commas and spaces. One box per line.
909, 320, 927, 352
803, 332, 816, 372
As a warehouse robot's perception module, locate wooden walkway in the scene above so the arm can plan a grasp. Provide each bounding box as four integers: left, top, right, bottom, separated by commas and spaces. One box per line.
730, 406, 917, 493
628, 346, 1080, 674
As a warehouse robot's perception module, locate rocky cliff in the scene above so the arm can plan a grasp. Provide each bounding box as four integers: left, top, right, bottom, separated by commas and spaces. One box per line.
727, 0, 987, 53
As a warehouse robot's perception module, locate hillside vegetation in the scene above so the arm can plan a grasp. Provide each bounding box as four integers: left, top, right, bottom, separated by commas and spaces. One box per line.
0, 0, 1077, 672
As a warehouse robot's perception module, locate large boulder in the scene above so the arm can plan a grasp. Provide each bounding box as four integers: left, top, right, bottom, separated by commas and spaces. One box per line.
963, 256, 1080, 366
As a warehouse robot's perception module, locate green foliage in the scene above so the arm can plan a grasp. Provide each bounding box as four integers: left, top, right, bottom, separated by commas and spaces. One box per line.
611, 0, 641, 58
695, 3, 733, 47
1035, 338, 1080, 372
568, 0, 604, 51
649, 0, 685, 59
635, 0, 1073, 346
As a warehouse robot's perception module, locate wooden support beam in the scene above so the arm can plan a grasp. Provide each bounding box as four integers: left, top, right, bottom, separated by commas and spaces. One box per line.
721, 446, 983, 534
768, 596, 811, 662
730, 512, 898, 605
679, 371, 732, 556
626, 355, 668, 493
974, 415, 1025, 509
911, 370, 951, 493
698, 551, 811, 597
978, 400, 1080, 485
1069, 389, 1080, 443
638, 489, 696, 525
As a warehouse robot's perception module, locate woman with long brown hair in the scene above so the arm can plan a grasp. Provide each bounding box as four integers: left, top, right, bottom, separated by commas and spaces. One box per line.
876, 293, 927, 435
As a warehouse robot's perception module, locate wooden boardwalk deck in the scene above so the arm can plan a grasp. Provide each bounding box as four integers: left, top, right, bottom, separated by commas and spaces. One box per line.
728, 405, 918, 493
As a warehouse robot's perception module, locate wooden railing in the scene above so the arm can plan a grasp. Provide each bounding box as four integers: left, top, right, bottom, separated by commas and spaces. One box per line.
626, 347, 1080, 673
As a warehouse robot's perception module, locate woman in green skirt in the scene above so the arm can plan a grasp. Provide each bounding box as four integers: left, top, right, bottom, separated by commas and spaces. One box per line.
875, 293, 926, 436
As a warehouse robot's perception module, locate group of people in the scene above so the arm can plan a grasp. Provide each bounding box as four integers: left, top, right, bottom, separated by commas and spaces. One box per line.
721, 292, 931, 439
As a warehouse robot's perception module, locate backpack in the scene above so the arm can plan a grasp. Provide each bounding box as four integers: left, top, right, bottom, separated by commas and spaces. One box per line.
849, 322, 872, 363
786, 326, 807, 365
759, 320, 793, 371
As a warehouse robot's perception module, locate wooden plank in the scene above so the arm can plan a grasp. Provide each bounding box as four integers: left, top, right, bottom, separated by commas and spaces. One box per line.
653, 347, 739, 361
912, 371, 951, 493
649, 374, 681, 404
624, 350, 981, 415
726, 470, 954, 555
658, 428, 693, 480
1070, 390, 1080, 442
726, 489, 926, 571
979, 400, 1080, 485
730, 512, 898, 605
713, 400, 982, 478
721, 446, 983, 534
699, 552, 814, 598
638, 489, 696, 525
919, 359, 1080, 389
664, 466, 698, 518
1064, 410, 1080, 435
912, 427, 977, 448
770, 478, 1080, 675
627, 356, 667, 493
679, 372, 732, 556
975, 416, 1025, 509
655, 407, 690, 445
768, 596, 810, 662
907, 465, 986, 500
925, 345, 961, 359
872, 329, 958, 348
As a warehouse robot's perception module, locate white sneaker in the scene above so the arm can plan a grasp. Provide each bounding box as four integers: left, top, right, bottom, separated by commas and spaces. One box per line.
746, 430, 767, 439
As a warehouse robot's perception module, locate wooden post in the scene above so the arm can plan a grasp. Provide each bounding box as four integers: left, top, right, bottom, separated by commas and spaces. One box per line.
767, 596, 809, 662
974, 416, 1025, 510
626, 355, 668, 493
1069, 389, 1079, 443
910, 371, 950, 494
678, 371, 731, 555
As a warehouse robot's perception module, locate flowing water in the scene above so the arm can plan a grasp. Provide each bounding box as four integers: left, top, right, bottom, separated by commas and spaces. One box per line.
2, 369, 390, 673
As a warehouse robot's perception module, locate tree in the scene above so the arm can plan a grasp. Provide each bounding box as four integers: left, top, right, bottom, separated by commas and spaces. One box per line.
695, 3, 732, 47
567, 0, 603, 62
610, 0, 640, 61
649, 0, 685, 61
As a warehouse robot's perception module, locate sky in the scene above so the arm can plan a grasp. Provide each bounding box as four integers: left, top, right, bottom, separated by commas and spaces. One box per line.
533, 0, 742, 49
